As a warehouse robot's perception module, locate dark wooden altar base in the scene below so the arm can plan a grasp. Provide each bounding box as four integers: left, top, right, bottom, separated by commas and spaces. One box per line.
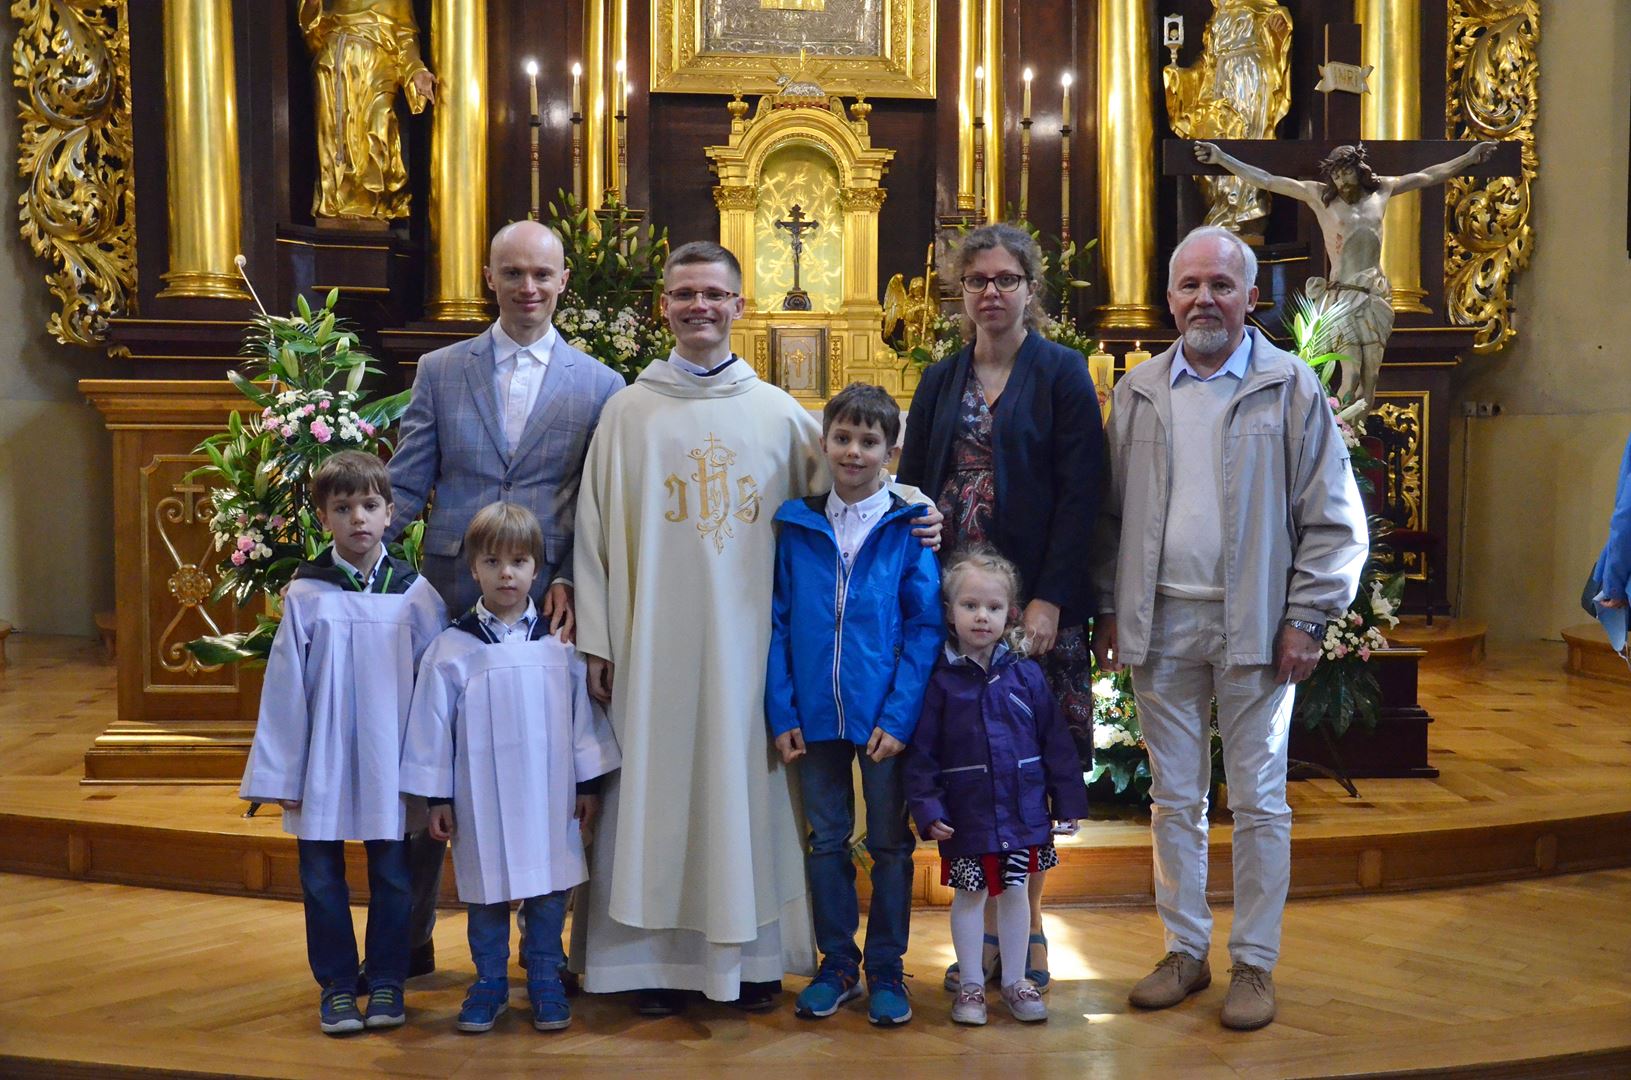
1289, 647, 1439, 779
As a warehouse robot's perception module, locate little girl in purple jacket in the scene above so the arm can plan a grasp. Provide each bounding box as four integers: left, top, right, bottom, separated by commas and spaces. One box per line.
905, 547, 1090, 1026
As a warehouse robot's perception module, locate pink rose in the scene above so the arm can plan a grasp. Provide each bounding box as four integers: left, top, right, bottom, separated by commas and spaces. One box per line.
1333, 643, 1349, 658
311, 419, 332, 443
280, 425, 295, 438
236, 535, 255, 551
318, 399, 330, 410
269, 516, 286, 529
360, 421, 375, 436
230, 550, 247, 566
1359, 646, 1372, 661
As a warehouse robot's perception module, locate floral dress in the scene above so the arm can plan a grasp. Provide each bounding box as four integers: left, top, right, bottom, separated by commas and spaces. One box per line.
935, 369, 1097, 763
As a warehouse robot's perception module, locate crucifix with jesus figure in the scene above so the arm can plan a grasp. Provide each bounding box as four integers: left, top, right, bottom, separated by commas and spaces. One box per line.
1163, 24, 1520, 411
775, 203, 819, 311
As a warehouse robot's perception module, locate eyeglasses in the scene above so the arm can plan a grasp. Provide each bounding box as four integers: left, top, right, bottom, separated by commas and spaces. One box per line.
961, 273, 1028, 294
663, 288, 740, 305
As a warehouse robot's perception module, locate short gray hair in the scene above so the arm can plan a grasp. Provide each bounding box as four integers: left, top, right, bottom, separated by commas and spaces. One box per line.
1167, 225, 1258, 292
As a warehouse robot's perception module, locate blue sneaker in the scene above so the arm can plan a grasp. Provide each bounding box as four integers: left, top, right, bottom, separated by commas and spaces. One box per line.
529, 976, 572, 1031
866, 974, 913, 1026
456, 978, 509, 1033
319, 986, 365, 1036
794, 963, 862, 1019
363, 983, 406, 1029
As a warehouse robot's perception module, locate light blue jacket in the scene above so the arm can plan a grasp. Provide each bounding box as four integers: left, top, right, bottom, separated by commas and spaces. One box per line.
766, 492, 944, 745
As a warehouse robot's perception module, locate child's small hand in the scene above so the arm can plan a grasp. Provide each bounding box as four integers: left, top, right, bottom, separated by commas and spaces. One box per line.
277, 799, 300, 811
427, 803, 455, 841
774, 728, 807, 764
865, 727, 906, 762
575, 794, 601, 841
1051, 819, 1080, 837
926, 819, 955, 840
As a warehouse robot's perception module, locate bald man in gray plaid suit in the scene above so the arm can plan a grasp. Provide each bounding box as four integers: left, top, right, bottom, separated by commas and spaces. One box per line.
387, 220, 625, 973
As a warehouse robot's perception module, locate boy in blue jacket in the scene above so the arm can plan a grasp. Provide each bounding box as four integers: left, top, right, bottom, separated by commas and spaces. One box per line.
767, 383, 944, 1026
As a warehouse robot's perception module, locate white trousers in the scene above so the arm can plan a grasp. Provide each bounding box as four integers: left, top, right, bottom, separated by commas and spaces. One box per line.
1131, 596, 1294, 970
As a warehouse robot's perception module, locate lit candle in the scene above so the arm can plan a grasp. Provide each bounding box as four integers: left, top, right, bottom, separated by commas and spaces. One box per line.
571, 62, 582, 116
1022, 67, 1032, 121
614, 58, 626, 115
974, 64, 984, 125
1061, 71, 1072, 129
1087, 340, 1115, 424
525, 58, 539, 118
1124, 340, 1152, 373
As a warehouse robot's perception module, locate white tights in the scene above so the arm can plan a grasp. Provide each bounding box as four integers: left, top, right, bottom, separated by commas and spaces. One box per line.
950, 880, 1032, 988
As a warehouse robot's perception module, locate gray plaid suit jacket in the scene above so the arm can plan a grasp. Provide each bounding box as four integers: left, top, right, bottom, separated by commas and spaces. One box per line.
387, 327, 625, 613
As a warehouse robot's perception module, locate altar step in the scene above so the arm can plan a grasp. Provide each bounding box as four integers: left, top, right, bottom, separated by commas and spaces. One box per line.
1562, 621, 1631, 685
1384, 615, 1487, 668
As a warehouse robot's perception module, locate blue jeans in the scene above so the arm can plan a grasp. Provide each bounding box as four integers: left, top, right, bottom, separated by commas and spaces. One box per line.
799, 739, 914, 977
297, 838, 411, 990
466, 891, 570, 983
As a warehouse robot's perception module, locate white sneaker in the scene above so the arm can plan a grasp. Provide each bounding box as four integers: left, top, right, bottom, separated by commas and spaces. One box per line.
950, 982, 987, 1025
1000, 978, 1047, 1022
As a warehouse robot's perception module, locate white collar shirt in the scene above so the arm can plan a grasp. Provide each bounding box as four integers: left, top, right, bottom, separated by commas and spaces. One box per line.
475, 597, 539, 643
491, 321, 557, 453
333, 549, 385, 591
1170, 332, 1252, 386
826, 484, 893, 569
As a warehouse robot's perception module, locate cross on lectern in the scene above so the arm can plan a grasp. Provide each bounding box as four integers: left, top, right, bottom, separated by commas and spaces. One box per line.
776, 203, 820, 311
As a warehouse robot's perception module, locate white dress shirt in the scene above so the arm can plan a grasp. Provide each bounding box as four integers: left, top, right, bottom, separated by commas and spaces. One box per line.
491, 321, 557, 453
333, 549, 386, 591
826, 484, 893, 569
475, 596, 539, 642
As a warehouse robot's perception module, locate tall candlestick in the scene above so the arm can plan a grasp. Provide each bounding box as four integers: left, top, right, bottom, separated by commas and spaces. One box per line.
1060, 72, 1073, 242
616, 79, 630, 207
570, 62, 583, 203
525, 59, 540, 221
609, 58, 625, 201
1019, 67, 1033, 222
973, 64, 985, 223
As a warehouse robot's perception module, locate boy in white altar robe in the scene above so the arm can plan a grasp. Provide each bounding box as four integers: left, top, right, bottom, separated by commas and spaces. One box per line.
239, 451, 448, 1036
401, 502, 621, 1033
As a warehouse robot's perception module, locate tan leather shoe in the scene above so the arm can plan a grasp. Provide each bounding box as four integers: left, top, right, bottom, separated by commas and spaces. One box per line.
1128, 951, 1211, 1009
1219, 962, 1276, 1030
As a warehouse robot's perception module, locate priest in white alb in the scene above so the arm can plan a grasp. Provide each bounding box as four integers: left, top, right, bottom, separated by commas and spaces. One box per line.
571, 241, 938, 1014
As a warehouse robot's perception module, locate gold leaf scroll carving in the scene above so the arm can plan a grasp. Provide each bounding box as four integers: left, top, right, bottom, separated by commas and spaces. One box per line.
12, 0, 137, 346
1444, 0, 1538, 354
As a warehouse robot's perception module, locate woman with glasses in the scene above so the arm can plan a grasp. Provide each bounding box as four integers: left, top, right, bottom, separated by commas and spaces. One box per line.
896, 222, 1106, 995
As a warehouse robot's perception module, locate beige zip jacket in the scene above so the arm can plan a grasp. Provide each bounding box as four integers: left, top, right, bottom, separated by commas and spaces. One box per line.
1093, 328, 1368, 667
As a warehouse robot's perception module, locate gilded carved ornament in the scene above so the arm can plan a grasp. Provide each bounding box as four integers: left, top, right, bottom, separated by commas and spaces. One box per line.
1444, 0, 1538, 353
12, 0, 136, 347
714, 185, 759, 210
840, 187, 886, 212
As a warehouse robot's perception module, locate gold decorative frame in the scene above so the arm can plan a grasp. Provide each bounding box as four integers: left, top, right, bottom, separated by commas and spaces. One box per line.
12, 0, 137, 346
1373, 392, 1427, 581
651, 0, 935, 98
770, 325, 828, 397
1444, 0, 1538, 353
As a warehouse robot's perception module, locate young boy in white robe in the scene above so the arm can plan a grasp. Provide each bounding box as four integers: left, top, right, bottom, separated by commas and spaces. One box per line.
238, 451, 448, 1036
401, 502, 621, 1034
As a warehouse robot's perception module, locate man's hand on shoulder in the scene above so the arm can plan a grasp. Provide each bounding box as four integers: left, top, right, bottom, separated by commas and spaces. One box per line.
544, 582, 576, 643
1274, 621, 1323, 684
912, 503, 944, 551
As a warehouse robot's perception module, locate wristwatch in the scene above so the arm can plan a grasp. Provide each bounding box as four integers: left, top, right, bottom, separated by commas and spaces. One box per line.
1285, 618, 1324, 641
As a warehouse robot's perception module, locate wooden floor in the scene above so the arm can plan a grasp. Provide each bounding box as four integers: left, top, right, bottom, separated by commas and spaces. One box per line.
3, 634, 1630, 905
1, 868, 1628, 1079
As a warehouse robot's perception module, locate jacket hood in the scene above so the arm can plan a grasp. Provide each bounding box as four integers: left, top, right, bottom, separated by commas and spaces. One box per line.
633, 354, 760, 399
937, 640, 1019, 677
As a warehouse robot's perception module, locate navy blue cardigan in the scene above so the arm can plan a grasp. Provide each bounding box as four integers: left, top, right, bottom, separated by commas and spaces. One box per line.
897, 330, 1106, 627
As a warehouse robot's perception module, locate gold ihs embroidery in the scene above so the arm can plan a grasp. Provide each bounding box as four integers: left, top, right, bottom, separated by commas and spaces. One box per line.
663, 434, 761, 552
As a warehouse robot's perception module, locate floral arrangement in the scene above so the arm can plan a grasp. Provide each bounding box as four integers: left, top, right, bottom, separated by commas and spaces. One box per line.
545, 191, 672, 383
1087, 668, 1225, 804
183, 288, 416, 664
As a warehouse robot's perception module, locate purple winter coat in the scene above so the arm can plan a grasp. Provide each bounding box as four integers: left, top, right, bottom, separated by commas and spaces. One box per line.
904, 644, 1090, 859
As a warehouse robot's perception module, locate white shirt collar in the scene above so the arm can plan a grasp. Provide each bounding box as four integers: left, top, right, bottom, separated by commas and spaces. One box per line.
826, 483, 891, 523
1171, 330, 1253, 385
667, 348, 736, 377
475, 596, 538, 637
491, 321, 557, 366
333, 548, 384, 588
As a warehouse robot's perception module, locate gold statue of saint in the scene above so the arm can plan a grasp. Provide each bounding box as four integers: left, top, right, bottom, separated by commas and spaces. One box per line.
1163, 0, 1293, 235
299, 0, 436, 225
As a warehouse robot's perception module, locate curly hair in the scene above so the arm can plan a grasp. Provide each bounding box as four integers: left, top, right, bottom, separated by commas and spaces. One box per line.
954, 222, 1048, 334
1317, 143, 1382, 205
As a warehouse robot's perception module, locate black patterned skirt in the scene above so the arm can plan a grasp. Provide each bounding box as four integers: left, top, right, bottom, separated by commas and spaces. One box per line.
941, 843, 1060, 896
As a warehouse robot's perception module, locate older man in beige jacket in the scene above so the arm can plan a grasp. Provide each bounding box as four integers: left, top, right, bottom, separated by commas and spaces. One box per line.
1093, 225, 1367, 1031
